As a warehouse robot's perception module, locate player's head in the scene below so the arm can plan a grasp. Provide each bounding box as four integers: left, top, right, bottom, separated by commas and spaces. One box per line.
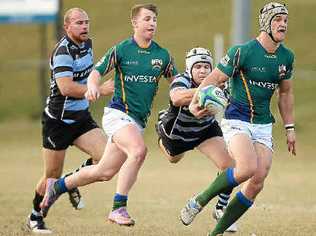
259, 2, 288, 43
186, 47, 213, 85
131, 4, 158, 41
64, 8, 89, 44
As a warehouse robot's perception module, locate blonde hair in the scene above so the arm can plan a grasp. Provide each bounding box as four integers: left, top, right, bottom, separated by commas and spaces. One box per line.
64, 8, 88, 24
130, 4, 158, 20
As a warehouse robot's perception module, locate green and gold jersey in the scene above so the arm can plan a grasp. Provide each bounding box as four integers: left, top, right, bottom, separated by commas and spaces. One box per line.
217, 39, 294, 124
95, 37, 177, 127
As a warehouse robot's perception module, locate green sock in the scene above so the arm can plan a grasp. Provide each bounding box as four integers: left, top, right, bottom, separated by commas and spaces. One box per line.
209, 191, 253, 236
113, 200, 127, 210
196, 168, 238, 207
112, 193, 128, 210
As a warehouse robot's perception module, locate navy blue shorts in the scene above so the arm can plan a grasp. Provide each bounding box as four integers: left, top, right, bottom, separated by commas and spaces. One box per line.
42, 112, 99, 150
156, 120, 223, 157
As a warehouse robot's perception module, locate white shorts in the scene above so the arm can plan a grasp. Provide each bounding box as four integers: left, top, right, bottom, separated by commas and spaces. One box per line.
102, 107, 144, 142
221, 118, 273, 151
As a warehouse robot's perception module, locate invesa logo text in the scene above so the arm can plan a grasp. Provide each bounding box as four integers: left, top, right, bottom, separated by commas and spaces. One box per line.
124, 75, 157, 83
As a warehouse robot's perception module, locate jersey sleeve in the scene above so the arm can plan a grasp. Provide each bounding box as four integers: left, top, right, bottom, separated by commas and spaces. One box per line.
170, 74, 190, 92
284, 50, 295, 80
217, 46, 242, 78
53, 46, 73, 79
94, 46, 117, 76
163, 54, 178, 79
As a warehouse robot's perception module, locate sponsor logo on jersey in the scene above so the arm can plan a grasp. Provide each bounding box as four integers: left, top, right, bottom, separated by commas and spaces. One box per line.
278, 64, 286, 78
73, 67, 93, 78
220, 55, 230, 67
125, 60, 139, 65
249, 80, 278, 90
250, 67, 266, 73
264, 54, 277, 59
151, 59, 163, 69
138, 49, 150, 54
124, 75, 157, 83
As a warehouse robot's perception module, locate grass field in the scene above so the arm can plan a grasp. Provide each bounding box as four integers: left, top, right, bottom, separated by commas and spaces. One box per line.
1, 0, 316, 235
0, 117, 316, 236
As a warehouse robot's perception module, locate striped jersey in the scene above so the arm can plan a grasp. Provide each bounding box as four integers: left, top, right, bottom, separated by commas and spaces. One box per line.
45, 35, 93, 124
218, 39, 294, 124
95, 37, 177, 128
158, 72, 215, 142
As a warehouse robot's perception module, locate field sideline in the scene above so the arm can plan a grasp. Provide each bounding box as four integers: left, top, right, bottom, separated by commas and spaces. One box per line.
0, 120, 315, 236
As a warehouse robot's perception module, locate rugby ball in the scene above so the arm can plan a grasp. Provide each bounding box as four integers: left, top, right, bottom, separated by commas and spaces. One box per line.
198, 85, 228, 114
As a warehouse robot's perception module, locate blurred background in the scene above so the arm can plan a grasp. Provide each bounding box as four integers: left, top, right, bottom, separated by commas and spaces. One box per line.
0, 1, 315, 235
0, 0, 315, 124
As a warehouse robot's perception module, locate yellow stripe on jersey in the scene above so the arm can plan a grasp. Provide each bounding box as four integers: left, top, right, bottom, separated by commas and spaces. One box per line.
117, 66, 128, 113
240, 70, 254, 123
102, 47, 116, 76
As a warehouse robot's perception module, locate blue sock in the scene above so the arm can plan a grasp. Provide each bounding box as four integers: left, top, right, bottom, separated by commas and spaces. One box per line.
113, 193, 128, 210
114, 193, 128, 202
226, 168, 239, 187
55, 177, 68, 194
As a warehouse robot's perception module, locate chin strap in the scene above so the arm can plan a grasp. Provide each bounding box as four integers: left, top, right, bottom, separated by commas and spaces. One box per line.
268, 32, 279, 43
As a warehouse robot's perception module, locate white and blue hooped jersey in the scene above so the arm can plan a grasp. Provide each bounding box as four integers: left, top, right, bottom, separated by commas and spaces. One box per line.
45, 36, 93, 124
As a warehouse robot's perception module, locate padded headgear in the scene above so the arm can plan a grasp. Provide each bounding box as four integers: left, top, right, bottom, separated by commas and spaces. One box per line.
185, 47, 213, 78
259, 2, 288, 34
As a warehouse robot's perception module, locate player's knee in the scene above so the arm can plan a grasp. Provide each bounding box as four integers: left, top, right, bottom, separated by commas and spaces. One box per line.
131, 146, 147, 164
247, 181, 264, 197
94, 169, 115, 182
97, 173, 114, 182
236, 162, 257, 182
217, 159, 233, 171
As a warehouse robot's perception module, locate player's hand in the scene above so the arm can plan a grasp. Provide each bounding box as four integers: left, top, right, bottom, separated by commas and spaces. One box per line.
100, 79, 114, 96
189, 97, 209, 119
189, 95, 202, 117
85, 83, 100, 102
286, 129, 296, 156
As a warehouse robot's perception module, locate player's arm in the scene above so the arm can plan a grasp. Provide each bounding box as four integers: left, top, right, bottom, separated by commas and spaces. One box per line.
278, 79, 296, 155
56, 71, 113, 100
84, 69, 102, 101
56, 77, 87, 98
189, 69, 229, 118
86, 47, 117, 101
52, 47, 88, 98
163, 54, 178, 84
170, 88, 197, 106
99, 78, 114, 96
189, 46, 239, 118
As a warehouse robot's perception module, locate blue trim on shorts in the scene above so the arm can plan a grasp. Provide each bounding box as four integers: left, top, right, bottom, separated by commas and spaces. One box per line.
108, 97, 126, 113
226, 168, 238, 187
225, 99, 251, 122
236, 191, 253, 208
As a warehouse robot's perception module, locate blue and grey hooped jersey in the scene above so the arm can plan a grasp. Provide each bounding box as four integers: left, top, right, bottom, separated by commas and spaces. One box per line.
45, 36, 93, 123
158, 72, 215, 142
